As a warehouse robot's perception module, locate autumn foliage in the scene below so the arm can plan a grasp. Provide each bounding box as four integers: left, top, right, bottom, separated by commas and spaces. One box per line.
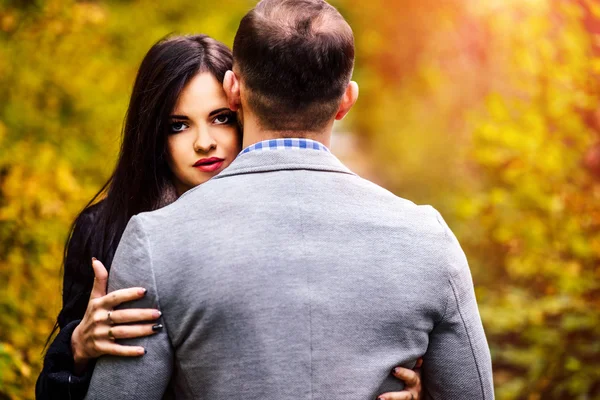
1, 1, 599, 399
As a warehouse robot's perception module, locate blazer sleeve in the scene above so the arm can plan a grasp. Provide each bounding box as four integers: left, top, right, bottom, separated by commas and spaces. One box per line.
36, 209, 97, 400
422, 213, 495, 400
84, 215, 174, 400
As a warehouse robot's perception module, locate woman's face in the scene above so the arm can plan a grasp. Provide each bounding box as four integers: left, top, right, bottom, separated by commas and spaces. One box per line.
167, 72, 241, 196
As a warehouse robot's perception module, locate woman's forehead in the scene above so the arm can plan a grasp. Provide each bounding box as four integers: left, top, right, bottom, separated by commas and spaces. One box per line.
173, 72, 228, 115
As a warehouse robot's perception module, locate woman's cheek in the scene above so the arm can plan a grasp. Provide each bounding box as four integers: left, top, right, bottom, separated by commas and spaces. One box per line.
168, 136, 186, 169
166, 138, 176, 170
228, 127, 242, 156
166, 138, 185, 183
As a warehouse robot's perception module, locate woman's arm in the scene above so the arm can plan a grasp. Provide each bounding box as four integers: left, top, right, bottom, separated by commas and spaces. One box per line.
35, 319, 95, 400
36, 206, 162, 400
36, 209, 97, 400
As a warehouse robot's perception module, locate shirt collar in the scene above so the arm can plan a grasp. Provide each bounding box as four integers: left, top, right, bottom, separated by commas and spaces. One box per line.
240, 138, 330, 155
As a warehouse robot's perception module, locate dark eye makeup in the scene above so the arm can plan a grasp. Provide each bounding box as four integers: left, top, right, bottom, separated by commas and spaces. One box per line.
168, 109, 237, 134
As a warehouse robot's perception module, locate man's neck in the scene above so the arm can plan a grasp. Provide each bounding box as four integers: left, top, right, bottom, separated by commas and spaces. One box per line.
241, 116, 333, 149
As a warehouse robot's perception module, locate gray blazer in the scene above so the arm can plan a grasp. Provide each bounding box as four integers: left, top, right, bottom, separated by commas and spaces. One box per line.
85, 148, 494, 399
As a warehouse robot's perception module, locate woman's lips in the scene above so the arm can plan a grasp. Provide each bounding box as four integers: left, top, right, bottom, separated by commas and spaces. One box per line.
193, 157, 224, 172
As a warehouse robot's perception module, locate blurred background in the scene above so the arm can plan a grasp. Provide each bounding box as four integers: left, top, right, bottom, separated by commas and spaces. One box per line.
1, 0, 599, 398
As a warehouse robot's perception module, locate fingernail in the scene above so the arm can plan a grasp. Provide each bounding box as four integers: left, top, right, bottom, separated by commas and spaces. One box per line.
139, 288, 147, 295
152, 324, 163, 331
144, 349, 147, 355
154, 310, 162, 318
92, 257, 97, 262
392, 367, 399, 375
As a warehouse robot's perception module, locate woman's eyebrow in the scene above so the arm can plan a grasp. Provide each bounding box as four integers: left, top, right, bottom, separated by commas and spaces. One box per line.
170, 114, 189, 120
208, 108, 231, 117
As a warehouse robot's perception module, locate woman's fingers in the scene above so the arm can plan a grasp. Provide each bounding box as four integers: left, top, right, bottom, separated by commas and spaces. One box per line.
382, 363, 422, 400
97, 342, 146, 357
106, 323, 161, 340
377, 393, 415, 400
101, 287, 147, 309
392, 366, 419, 387
108, 308, 161, 324
75, 263, 153, 363
90, 258, 109, 299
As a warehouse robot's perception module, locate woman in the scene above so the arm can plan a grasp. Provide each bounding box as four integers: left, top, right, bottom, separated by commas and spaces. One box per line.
35, 34, 422, 400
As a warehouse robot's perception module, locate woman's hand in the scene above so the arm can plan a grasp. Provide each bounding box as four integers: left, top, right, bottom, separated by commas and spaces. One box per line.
377, 358, 423, 400
70, 258, 163, 374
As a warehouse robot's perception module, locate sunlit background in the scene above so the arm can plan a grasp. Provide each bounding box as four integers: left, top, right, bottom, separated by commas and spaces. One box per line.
1, 0, 599, 399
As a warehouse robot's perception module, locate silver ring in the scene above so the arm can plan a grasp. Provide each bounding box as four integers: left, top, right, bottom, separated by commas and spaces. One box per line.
107, 310, 114, 325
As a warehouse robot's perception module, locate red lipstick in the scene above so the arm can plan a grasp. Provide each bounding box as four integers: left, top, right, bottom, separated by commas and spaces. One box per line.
193, 157, 224, 172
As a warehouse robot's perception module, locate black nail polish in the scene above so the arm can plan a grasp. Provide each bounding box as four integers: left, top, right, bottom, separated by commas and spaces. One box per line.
144, 349, 147, 355
143, 288, 148, 295
152, 324, 163, 331
392, 367, 399, 374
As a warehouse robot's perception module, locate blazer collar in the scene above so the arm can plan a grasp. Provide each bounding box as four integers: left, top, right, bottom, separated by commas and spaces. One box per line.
213, 147, 356, 180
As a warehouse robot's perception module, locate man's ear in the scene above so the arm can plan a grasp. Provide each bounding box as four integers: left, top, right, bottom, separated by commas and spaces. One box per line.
223, 70, 242, 111
335, 81, 359, 121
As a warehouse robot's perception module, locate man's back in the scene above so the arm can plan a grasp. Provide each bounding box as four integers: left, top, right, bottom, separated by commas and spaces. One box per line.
86, 147, 494, 399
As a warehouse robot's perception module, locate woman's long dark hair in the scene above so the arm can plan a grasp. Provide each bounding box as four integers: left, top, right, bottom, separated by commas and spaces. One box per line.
47, 34, 233, 343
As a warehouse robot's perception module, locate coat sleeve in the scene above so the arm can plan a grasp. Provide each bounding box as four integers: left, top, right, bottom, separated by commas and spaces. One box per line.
36, 209, 97, 400
422, 212, 495, 400
84, 215, 174, 400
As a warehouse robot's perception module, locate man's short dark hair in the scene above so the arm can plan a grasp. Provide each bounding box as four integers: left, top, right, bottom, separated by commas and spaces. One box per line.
233, 0, 355, 132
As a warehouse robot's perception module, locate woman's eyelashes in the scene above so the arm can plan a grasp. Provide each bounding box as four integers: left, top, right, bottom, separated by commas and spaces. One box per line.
212, 112, 236, 125
169, 112, 236, 133
170, 121, 189, 133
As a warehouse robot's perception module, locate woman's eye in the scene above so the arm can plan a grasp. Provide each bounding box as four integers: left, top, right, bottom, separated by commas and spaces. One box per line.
170, 122, 188, 133
213, 114, 234, 125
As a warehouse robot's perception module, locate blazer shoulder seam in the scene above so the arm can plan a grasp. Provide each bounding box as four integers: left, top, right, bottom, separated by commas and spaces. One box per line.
135, 216, 172, 346
448, 274, 488, 399
434, 210, 453, 324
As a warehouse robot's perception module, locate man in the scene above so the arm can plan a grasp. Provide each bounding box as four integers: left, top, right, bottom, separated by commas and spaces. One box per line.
85, 1, 494, 399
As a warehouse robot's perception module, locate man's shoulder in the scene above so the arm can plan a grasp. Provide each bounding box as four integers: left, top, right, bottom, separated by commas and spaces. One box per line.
132, 182, 217, 229
354, 176, 463, 261
353, 176, 445, 226
132, 173, 451, 247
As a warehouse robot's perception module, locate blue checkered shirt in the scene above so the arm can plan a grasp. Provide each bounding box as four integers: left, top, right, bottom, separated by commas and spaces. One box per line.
240, 138, 330, 155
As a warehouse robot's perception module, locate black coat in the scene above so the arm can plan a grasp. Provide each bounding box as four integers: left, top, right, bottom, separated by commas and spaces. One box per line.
36, 203, 116, 400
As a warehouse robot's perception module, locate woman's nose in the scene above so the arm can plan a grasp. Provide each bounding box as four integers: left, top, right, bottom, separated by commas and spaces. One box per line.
194, 129, 217, 153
